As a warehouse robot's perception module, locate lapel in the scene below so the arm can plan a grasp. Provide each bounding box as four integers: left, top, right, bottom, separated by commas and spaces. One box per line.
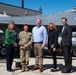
62, 24, 68, 35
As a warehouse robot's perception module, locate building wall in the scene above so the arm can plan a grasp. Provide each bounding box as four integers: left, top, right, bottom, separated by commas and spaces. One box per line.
0, 3, 42, 16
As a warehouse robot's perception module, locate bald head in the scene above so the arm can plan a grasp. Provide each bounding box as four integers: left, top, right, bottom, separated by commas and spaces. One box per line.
36, 19, 42, 26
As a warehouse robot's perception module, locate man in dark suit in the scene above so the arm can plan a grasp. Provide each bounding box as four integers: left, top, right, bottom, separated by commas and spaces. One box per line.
61, 17, 72, 73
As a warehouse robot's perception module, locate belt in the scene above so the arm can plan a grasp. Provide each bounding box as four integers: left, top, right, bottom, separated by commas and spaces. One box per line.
34, 42, 43, 44
21, 45, 24, 46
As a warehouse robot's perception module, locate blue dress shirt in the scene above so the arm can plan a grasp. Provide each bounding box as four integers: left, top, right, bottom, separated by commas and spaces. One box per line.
32, 25, 47, 44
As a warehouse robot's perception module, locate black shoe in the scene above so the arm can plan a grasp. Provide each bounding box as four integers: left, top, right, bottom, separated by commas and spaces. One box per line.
51, 68, 59, 72
7, 69, 14, 72
61, 69, 71, 73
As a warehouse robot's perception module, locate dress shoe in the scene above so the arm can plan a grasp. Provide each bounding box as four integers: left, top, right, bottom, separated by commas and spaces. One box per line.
31, 67, 39, 71
7, 69, 14, 72
61, 69, 71, 73
51, 68, 59, 72
39, 68, 43, 72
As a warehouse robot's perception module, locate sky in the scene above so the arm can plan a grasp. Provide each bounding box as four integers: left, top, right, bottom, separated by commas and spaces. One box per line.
0, 0, 76, 14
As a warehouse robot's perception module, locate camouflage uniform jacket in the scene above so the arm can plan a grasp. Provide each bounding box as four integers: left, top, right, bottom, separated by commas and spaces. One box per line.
19, 31, 32, 48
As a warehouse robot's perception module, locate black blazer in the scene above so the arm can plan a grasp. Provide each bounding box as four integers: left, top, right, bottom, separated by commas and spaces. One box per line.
61, 24, 72, 47
48, 30, 58, 49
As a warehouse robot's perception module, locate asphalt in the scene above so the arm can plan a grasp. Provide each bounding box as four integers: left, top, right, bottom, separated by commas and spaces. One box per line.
0, 56, 76, 75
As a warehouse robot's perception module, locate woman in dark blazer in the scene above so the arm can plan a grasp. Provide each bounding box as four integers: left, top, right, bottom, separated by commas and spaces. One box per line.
48, 23, 58, 72
5, 21, 17, 72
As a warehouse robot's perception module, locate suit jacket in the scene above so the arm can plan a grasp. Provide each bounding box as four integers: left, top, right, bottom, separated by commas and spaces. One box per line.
61, 24, 72, 47
48, 30, 58, 49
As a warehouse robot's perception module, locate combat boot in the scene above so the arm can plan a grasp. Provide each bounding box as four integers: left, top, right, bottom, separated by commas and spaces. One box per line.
21, 65, 25, 72
25, 65, 29, 72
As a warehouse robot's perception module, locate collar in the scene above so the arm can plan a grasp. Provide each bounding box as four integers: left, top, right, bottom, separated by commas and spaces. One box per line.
36, 25, 41, 28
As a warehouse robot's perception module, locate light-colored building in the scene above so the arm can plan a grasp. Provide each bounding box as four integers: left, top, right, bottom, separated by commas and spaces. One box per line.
0, 2, 42, 16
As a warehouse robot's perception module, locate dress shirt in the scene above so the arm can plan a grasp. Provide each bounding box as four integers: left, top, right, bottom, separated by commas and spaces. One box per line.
62, 26, 65, 33
32, 25, 47, 44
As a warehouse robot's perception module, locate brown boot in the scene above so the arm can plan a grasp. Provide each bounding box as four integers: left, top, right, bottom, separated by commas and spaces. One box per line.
21, 65, 25, 72
25, 65, 29, 72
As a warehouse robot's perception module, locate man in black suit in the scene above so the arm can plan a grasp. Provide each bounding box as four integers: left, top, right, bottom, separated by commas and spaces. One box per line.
61, 17, 72, 73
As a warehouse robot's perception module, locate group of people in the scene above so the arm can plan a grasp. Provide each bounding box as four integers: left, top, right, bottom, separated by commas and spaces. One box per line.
5, 17, 72, 73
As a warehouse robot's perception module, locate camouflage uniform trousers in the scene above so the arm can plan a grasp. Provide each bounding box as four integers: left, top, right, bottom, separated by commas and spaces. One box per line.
20, 46, 30, 65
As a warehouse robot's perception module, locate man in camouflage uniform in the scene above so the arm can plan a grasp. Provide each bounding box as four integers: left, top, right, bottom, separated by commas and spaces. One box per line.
19, 25, 32, 72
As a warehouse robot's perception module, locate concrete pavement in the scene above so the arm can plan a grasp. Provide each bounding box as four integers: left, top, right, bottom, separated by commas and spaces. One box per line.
0, 57, 76, 75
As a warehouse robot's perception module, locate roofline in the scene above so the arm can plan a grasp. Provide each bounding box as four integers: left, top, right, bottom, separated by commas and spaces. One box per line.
0, 2, 42, 13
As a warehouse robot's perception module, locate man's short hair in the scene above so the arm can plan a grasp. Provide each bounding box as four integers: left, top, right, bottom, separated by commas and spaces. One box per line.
36, 18, 42, 22
61, 17, 67, 21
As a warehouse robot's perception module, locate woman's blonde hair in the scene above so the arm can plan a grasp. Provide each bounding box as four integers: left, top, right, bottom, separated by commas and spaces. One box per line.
8, 21, 15, 32
48, 23, 57, 32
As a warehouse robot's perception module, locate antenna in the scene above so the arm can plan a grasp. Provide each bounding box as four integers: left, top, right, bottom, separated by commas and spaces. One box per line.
74, 6, 76, 15
74, 6, 76, 10
39, 6, 42, 12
